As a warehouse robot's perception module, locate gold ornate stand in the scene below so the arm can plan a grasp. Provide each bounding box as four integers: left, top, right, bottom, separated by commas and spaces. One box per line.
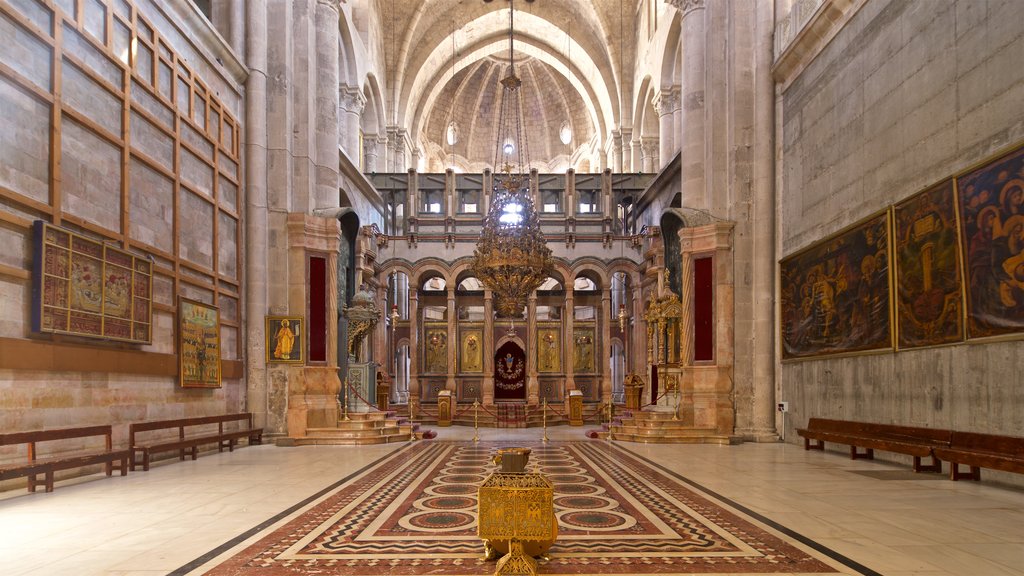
478, 461, 556, 576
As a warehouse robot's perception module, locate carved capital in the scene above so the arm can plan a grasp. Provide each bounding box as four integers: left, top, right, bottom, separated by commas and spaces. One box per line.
339, 85, 366, 114
652, 88, 680, 116
667, 0, 705, 16
316, 0, 341, 14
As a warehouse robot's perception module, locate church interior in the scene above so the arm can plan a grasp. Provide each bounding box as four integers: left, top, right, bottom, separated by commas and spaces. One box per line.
1, 0, 1023, 574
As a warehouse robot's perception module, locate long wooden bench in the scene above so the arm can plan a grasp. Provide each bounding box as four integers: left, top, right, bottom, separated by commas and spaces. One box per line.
796, 418, 947, 473
129, 413, 263, 471
0, 426, 129, 492
933, 431, 1024, 481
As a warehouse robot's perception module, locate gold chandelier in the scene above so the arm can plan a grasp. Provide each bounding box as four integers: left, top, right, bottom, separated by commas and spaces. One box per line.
470, 0, 551, 318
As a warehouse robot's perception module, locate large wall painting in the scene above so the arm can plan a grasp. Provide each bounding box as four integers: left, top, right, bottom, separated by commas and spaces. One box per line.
537, 326, 561, 372
894, 180, 964, 348
179, 298, 221, 388
31, 221, 153, 343
460, 329, 483, 373
424, 325, 448, 373
957, 144, 1024, 339
780, 212, 893, 359
573, 327, 596, 373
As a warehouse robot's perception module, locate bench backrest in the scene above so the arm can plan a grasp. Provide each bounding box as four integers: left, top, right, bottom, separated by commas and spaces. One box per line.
129, 413, 254, 436
949, 431, 1024, 452
805, 419, 951, 444
0, 425, 112, 447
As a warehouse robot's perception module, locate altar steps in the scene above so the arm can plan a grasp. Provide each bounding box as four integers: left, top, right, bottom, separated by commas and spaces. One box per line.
589, 409, 741, 445
284, 411, 433, 446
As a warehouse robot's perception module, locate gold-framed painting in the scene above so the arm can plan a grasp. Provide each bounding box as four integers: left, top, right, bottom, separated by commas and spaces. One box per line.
178, 297, 221, 388
780, 210, 893, 360
894, 179, 964, 348
537, 326, 561, 372
459, 329, 483, 373
956, 143, 1024, 339
573, 327, 595, 373
424, 324, 448, 373
266, 316, 303, 363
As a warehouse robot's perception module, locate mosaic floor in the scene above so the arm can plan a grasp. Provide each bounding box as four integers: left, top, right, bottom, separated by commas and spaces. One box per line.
200, 441, 855, 575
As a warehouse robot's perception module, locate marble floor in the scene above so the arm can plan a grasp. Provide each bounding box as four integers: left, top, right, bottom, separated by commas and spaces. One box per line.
0, 426, 1022, 576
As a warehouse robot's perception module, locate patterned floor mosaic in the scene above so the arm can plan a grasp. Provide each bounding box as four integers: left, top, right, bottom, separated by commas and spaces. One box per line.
201, 442, 849, 575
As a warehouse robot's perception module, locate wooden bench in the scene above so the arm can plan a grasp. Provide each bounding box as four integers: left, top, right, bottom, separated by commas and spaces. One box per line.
0, 426, 129, 493
129, 413, 263, 471
796, 418, 948, 473
933, 431, 1024, 481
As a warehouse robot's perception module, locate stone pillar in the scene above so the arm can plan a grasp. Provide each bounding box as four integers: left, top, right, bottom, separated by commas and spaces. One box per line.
609, 130, 624, 172
314, 0, 340, 211
526, 294, 539, 406
362, 133, 379, 172
563, 289, 575, 399
601, 289, 613, 401
339, 84, 366, 164
229, 0, 245, 56
641, 138, 659, 173
630, 139, 643, 174
446, 288, 457, 393
408, 290, 420, 413
670, 0, 707, 209
653, 88, 678, 167
619, 128, 633, 172
388, 127, 408, 171
483, 289, 495, 405
245, 0, 270, 432
631, 280, 644, 375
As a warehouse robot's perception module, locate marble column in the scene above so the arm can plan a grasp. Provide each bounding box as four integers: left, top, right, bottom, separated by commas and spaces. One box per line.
670, 0, 707, 209
314, 0, 340, 210
653, 88, 678, 167
408, 291, 420, 414
563, 289, 575, 400
339, 84, 366, 165
526, 294, 539, 405
245, 0, 269, 431
446, 288, 457, 393
229, 0, 245, 57
601, 290, 613, 401
483, 290, 495, 405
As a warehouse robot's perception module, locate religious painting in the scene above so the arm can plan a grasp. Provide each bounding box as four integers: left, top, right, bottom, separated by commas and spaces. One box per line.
956, 144, 1024, 339
894, 180, 964, 348
780, 211, 893, 359
266, 316, 303, 364
460, 329, 483, 373
537, 326, 561, 373
573, 327, 596, 373
424, 325, 447, 373
32, 221, 153, 343
179, 298, 221, 388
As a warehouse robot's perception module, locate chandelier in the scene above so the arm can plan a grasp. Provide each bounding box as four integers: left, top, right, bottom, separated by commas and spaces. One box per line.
470, 0, 552, 318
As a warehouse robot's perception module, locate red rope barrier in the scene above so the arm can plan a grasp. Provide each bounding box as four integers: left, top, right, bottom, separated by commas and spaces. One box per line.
344, 380, 381, 411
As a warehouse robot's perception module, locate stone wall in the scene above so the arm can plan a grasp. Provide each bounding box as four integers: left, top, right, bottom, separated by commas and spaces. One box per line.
0, 0, 247, 475
778, 0, 1024, 475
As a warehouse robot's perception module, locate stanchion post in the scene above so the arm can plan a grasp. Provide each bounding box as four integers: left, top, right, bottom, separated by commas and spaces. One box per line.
607, 399, 615, 442
673, 384, 680, 421
343, 379, 351, 421
473, 399, 480, 443
409, 400, 417, 443
542, 399, 549, 444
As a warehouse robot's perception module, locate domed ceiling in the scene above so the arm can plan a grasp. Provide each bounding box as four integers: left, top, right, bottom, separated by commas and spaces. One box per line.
421, 53, 595, 172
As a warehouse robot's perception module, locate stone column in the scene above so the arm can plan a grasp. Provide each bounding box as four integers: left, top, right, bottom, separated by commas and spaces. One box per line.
601, 290, 613, 401
526, 294, 539, 405
609, 130, 624, 172
362, 133, 379, 172
408, 290, 420, 414
669, 0, 707, 209
630, 280, 644, 375
446, 288, 457, 393
619, 128, 633, 172
563, 288, 575, 411
641, 138, 659, 173
339, 84, 366, 164
388, 127, 408, 171
653, 88, 678, 167
314, 0, 340, 210
229, 0, 245, 57
630, 139, 643, 174
481, 286, 493, 403
245, 0, 270, 431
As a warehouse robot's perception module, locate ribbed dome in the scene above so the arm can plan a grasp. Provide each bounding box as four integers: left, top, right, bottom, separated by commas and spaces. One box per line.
422, 53, 595, 173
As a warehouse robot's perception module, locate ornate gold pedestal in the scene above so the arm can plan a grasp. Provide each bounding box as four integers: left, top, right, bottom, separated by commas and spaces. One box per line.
568, 390, 583, 426
437, 390, 453, 427
478, 470, 556, 576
